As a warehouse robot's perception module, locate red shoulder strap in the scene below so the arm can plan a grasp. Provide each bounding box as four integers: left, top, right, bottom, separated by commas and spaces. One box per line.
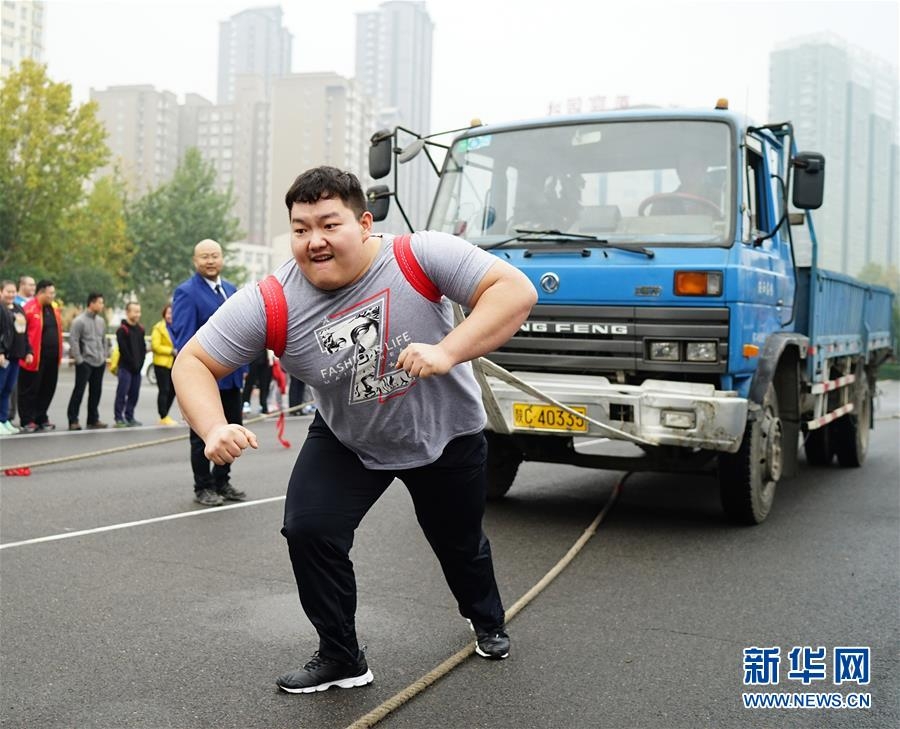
258, 275, 288, 357
393, 234, 441, 303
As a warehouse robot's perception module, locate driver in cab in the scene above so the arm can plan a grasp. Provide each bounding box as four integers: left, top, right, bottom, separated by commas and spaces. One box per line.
641, 155, 723, 217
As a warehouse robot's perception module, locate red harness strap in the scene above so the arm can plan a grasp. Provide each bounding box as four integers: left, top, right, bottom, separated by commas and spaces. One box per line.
257, 275, 291, 448
392, 234, 442, 303
258, 235, 440, 353
258, 275, 288, 357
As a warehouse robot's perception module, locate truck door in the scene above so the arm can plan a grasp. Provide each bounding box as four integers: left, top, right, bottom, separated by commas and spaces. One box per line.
736, 135, 793, 368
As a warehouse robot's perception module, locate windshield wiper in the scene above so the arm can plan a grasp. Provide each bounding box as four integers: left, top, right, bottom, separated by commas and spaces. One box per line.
481, 228, 654, 258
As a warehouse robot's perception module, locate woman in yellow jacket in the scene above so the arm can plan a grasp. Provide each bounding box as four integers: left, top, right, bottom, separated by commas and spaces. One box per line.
151, 304, 178, 425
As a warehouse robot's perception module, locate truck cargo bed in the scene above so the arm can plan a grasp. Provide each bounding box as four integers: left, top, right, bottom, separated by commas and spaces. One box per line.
796, 266, 894, 378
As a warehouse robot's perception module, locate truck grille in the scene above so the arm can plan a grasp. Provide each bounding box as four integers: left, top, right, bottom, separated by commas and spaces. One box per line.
490, 305, 729, 374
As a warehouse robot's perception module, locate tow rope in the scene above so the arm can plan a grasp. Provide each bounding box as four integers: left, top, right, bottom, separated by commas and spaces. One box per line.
343, 473, 630, 729
474, 356, 655, 447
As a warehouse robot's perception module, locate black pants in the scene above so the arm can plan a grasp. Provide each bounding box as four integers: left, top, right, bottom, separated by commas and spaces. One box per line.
17, 357, 59, 427
67, 362, 105, 425
281, 414, 505, 664
242, 353, 272, 413
189, 387, 242, 491
154, 365, 176, 418
288, 376, 305, 409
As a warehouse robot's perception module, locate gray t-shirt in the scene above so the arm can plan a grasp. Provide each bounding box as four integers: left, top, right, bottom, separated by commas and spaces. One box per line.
197, 231, 497, 469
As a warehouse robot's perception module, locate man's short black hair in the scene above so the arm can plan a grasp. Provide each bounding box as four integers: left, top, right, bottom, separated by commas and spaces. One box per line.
284, 166, 367, 220
86, 292, 104, 307
35, 279, 54, 292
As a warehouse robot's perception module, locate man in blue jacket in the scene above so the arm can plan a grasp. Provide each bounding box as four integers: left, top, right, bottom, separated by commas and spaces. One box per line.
172, 239, 249, 506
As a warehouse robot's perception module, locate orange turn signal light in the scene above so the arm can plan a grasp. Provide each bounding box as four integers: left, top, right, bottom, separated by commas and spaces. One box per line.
674, 271, 722, 296
743, 344, 760, 358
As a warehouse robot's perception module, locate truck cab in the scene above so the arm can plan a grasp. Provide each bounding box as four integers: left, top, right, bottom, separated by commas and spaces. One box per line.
367, 106, 893, 524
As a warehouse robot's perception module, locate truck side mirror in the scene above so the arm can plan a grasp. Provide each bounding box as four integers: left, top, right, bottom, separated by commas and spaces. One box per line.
366, 185, 391, 221
792, 152, 825, 210
369, 129, 393, 180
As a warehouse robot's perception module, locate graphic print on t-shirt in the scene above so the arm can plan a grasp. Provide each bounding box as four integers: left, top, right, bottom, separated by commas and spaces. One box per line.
315, 288, 415, 404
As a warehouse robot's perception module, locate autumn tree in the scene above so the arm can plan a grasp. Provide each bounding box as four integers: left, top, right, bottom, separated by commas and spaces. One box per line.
0, 61, 110, 274
55, 173, 134, 302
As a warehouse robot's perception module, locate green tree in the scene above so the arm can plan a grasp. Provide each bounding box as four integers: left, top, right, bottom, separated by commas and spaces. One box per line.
58, 174, 134, 299
0, 60, 110, 272
127, 148, 243, 299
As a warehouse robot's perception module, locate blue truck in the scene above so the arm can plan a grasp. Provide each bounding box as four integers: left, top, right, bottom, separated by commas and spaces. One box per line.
367, 103, 895, 524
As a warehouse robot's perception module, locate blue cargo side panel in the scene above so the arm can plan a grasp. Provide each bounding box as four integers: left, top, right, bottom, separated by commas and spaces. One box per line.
863, 286, 894, 354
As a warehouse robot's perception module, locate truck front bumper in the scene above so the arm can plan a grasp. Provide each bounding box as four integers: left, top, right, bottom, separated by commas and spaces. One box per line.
485, 372, 748, 453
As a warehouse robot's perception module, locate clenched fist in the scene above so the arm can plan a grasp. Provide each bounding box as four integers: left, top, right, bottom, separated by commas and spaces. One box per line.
203, 423, 259, 465
396, 343, 455, 378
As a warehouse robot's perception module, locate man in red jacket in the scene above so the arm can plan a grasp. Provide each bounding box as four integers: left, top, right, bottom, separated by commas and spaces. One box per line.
18, 280, 63, 432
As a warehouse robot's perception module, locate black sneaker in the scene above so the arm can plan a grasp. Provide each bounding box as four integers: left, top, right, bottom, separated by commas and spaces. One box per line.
474, 626, 510, 660
217, 482, 247, 502
277, 651, 373, 694
194, 489, 224, 507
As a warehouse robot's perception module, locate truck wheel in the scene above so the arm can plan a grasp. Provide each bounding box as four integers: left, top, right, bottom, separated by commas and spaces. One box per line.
484, 432, 522, 500
804, 426, 833, 466
718, 383, 782, 525
833, 372, 871, 467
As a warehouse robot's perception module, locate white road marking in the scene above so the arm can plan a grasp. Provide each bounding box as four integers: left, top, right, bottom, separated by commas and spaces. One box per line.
0, 495, 286, 550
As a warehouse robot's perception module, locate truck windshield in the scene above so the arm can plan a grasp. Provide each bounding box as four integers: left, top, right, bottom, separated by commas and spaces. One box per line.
430, 119, 733, 247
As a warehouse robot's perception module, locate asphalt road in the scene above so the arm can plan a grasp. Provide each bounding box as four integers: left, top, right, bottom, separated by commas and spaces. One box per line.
1, 373, 898, 729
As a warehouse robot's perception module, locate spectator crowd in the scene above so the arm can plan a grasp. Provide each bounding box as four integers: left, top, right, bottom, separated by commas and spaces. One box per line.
0, 271, 312, 443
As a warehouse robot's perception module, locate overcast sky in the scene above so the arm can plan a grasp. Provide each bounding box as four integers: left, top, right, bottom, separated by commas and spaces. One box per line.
45, 0, 898, 132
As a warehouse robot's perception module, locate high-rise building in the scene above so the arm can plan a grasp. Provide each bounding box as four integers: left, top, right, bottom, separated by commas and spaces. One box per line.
769, 33, 899, 275
178, 93, 213, 160
217, 6, 291, 105
355, 1, 434, 231
267, 72, 375, 260
90, 85, 181, 194
196, 74, 270, 245
227, 240, 272, 284
0, 0, 45, 78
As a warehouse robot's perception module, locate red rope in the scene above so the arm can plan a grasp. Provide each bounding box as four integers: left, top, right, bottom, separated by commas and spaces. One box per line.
4, 467, 31, 476
271, 360, 291, 449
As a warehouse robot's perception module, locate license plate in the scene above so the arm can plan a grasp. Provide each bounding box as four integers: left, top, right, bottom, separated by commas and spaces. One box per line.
512, 403, 588, 432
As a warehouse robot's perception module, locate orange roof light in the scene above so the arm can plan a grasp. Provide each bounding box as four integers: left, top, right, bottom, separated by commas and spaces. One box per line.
715, 98, 729, 110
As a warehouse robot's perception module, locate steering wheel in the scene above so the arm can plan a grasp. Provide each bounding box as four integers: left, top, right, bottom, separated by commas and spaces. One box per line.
637, 192, 722, 218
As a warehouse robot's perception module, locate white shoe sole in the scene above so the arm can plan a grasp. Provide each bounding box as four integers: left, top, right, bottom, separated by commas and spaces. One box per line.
468, 618, 510, 659
278, 669, 374, 694
475, 644, 509, 660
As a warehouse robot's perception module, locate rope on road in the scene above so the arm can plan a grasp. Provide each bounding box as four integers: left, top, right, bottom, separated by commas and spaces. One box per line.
0, 404, 313, 472
343, 473, 629, 729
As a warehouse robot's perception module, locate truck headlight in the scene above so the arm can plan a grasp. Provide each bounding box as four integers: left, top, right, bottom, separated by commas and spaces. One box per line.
648, 341, 680, 361
686, 341, 718, 362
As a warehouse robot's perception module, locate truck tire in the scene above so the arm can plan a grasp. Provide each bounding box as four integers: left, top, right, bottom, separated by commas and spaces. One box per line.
484, 432, 522, 500
718, 383, 782, 525
804, 426, 833, 466
833, 371, 871, 468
